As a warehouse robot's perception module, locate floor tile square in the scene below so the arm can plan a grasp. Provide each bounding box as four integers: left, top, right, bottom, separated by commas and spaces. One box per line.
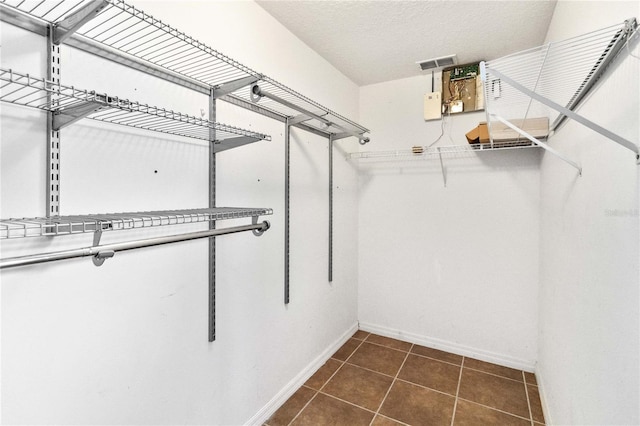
398, 354, 460, 395
464, 358, 523, 381
352, 330, 370, 340
524, 371, 537, 385
411, 345, 463, 366
304, 359, 342, 390
322, 363, 393, 411
527, 384, 545, 423
379, 380, 455, 426
266, 386, 316, 426
371, 415, 405, 426
366, 334, 412, 352
332, 338, 362, 361
458, 369, 529, 418
453, 399, 530, 426
291, 393, 374, 426
348, 342, 408, 376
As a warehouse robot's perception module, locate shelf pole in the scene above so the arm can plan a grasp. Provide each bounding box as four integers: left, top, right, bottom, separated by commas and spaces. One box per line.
46, 25, 61, 217
0, 222, 270, 270
328, 134, 333, 282
284, 118, 290, 304
209, 88, 217, 342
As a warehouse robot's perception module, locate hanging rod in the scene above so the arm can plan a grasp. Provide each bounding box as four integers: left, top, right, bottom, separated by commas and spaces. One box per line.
250, 84, 370, 144
0, 221, 270, 269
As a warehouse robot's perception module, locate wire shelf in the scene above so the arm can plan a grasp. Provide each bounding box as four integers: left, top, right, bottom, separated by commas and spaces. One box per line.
483, 19, 636, 132
0, 207, 273, 239
0, 0, 369, 137
349, 142, 540, 161
0, 67, 270, 146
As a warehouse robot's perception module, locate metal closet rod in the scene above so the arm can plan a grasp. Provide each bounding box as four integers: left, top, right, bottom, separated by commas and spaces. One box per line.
0, 221, 270, 270
250, 84, 370, 144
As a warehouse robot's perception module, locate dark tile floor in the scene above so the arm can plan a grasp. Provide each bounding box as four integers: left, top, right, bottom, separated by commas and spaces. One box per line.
266, 330, 545, 426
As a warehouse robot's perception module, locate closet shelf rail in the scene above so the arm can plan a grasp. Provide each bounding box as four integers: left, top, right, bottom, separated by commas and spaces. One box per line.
0, 207, 273, 239
0, 68, 270, 151
349, 142, 539, 161
0, 0, 370, 141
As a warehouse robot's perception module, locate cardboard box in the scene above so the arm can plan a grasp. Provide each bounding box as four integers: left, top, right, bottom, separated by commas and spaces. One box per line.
465, 122, 490, 144
466, 117, 548, 146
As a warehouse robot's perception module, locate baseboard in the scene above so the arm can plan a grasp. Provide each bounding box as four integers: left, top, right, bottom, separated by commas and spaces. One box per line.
358, 321, 536, 372
535, 366, 553, 425
245, 321, 358, 426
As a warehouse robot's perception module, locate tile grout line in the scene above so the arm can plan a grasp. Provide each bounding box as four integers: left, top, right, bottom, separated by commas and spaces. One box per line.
456, 397, 534, 422
285, 335, 369, 426
449, 356, 465, 426
368, 343, 414, 426
285, 390, 319, 426
523, 371, 534, 426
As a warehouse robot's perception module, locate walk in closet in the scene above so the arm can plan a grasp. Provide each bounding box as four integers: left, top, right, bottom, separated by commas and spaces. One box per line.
1, 1, 638, 425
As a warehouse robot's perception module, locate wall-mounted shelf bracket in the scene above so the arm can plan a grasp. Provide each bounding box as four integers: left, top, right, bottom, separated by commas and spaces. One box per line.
212, 75, 261, 99
53, 100, 109, 130
213, 136, 262, 153
251, 216, 269, 236
491, 113, 582, 175
437, 147, 447, 187
52, 0, 109, 45
289, 114, 313, 125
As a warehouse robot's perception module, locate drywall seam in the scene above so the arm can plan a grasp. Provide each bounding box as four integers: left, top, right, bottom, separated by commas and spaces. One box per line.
359, 321, 536, 372
245, 321, 359, 426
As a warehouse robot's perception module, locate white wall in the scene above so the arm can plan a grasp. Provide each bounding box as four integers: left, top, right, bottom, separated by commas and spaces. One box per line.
537, 1, 640, 424
0, 1, 361, 424
357, 75, 541, 369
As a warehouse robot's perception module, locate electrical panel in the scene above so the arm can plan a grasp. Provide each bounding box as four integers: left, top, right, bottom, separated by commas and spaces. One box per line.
424, 92, 442, 120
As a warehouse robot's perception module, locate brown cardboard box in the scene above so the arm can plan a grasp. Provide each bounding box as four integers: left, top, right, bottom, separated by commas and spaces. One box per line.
466, 117, 548, 145
465, 122, 490, 144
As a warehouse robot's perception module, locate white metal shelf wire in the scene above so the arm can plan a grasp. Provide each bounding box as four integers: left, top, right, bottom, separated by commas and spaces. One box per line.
482, 18, 638, 160
1, 207, 273, 239
349, 142, 539, 161
0, 0, 369, 138
0, 68, 270, 150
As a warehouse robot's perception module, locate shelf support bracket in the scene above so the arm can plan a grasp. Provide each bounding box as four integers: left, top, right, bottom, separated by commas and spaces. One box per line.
212, 75, 261, 99
491, 113, 582, 175
437, 147, 446, 187
488, 68, 639, 156
52, 100, 108, 130
289, 114, 313, 126
212, 136, 261, 153
52, 0, 109, 45
91, 229, 114, 266
251, 216, 269, 236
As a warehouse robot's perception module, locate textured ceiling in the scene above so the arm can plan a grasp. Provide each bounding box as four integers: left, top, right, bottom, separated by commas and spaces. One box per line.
257, 1, 557, 86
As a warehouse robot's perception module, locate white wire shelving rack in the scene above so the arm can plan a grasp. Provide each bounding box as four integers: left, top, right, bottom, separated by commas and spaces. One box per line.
349, 141, 539, 161
0, 0, 371, 334
1, 207, 273, 240
0, 68, 270, 151
481, 18, 639, 173
0, 0, 370, 141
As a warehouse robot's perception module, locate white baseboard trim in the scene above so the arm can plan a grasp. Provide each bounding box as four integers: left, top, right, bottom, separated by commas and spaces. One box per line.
535, 366, 553, 425
358, 321, 536, 372
245, 321, 359, 426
